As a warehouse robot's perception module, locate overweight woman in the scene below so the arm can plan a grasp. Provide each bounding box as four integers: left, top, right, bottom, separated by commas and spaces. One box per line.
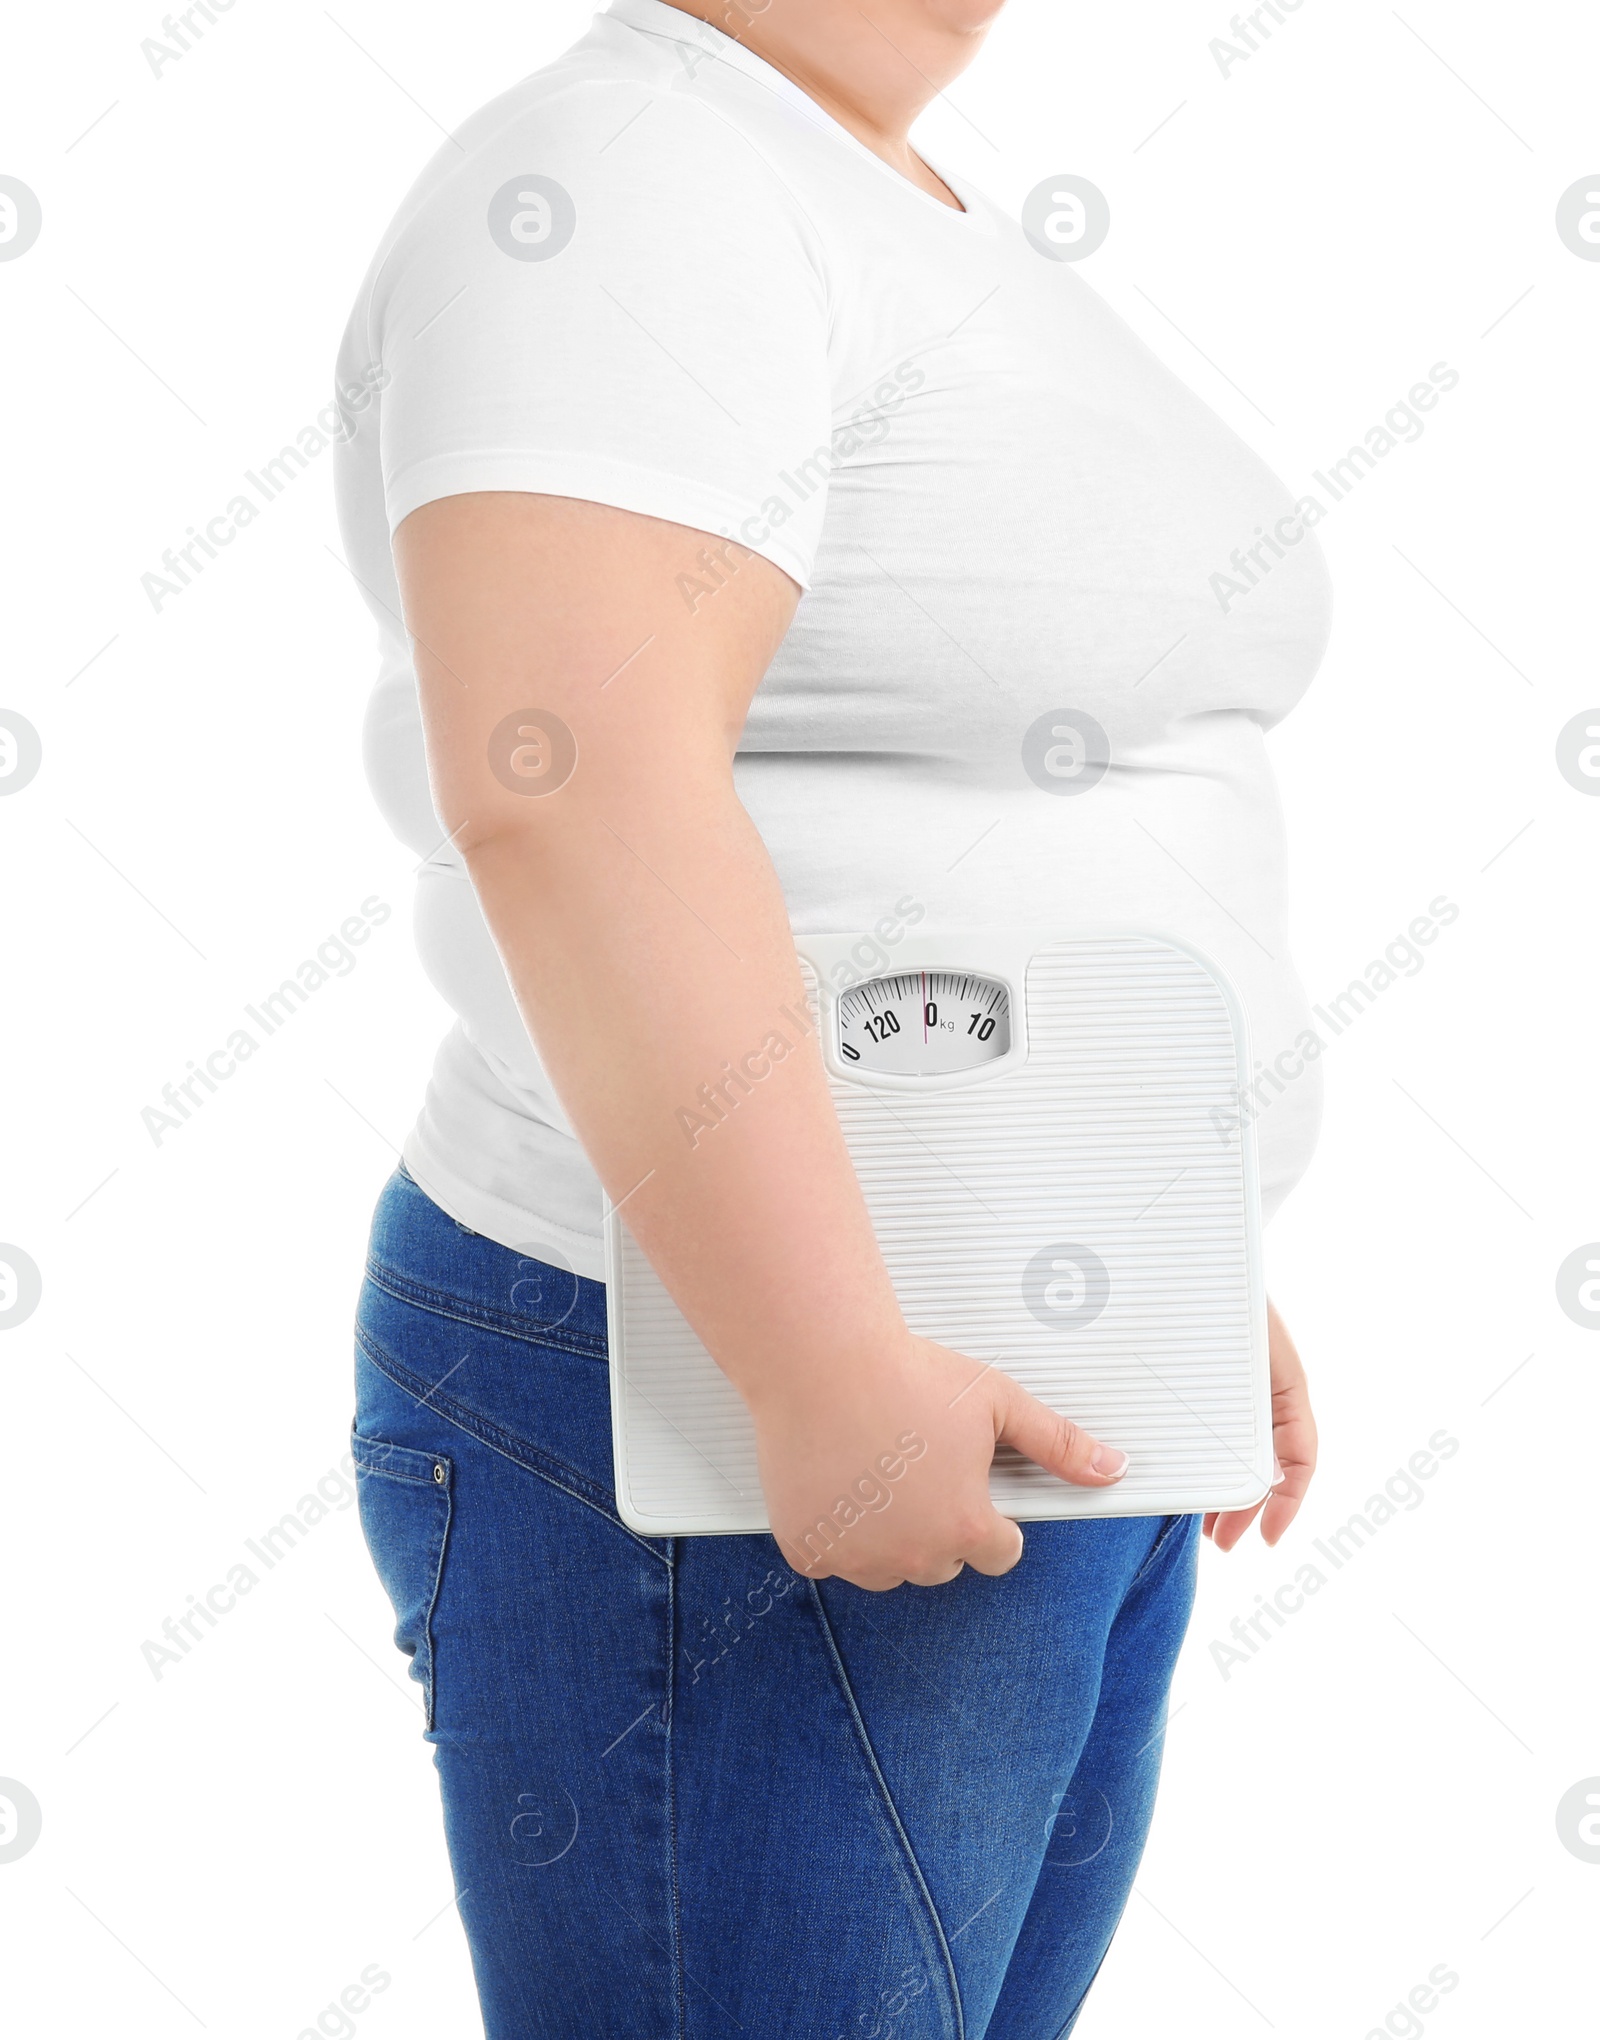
332, 2, 1325, 2032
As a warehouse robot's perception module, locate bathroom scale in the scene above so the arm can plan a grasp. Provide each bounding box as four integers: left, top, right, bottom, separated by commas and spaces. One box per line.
605, 929, 1271, 1536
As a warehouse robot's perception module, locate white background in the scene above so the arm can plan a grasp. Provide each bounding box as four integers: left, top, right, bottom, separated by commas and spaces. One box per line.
2, 1, 1597, 2035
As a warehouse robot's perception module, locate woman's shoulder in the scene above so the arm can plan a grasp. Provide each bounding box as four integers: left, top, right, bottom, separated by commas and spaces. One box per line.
345, 47, 829, 359
391, 46, 813, 245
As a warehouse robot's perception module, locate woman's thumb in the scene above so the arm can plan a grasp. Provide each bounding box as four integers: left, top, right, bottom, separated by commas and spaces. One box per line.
995, 1378, 1129, 1488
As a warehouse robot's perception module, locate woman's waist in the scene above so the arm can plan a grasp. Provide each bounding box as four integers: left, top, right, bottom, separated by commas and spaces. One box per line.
363, 1164, 609, 1353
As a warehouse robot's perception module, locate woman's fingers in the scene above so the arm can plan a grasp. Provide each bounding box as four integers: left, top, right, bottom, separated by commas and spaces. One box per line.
1207, 1498, 1265, 1551
1208, 1300, 1318, 1550
1260, 1300, 1316, 1546
994, 1376, 1130, 1489
800, 1519, 1015, 1588
962, 1510, 1025, 1578
905, 1560, 968, 1588
1258, 1428, 1315, 1546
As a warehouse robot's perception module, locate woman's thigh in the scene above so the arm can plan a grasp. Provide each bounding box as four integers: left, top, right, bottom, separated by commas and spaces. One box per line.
352, 1170, 1199, 2040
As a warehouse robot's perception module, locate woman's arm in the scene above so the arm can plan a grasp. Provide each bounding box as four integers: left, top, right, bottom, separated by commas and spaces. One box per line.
395, 491, 1130, 1589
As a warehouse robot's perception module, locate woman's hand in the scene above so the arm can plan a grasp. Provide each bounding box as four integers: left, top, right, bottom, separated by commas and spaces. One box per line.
754, 1333, 1130, 1590
1204, 1298, 1316, 1551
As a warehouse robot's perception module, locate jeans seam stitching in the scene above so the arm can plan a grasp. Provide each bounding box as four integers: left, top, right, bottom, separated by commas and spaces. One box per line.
1126, 1511, 1195, 1595
355, 1327, 672, 1570
1051, 1921, 1119, 2037
806, 1586, 967, 2040
364, 1262, 607, 1360
420, 1481, 452, 1732
354, 1320, 608, 1507
349, 1426, 448, 1487
667, 1538, 685, 2040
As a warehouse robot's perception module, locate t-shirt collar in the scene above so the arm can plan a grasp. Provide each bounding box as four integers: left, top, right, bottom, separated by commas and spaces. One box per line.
601, 0, 849, 129
600, 0, 981, 223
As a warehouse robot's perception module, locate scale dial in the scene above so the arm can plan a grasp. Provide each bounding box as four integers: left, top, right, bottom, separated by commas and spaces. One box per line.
837, 969, 1012, 1076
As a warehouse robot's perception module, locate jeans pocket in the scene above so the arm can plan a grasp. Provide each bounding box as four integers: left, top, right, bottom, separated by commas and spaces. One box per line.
352, 1428, 453, 1730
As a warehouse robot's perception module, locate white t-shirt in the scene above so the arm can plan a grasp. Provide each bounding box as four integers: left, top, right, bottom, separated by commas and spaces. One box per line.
333, 0, 1332, 1279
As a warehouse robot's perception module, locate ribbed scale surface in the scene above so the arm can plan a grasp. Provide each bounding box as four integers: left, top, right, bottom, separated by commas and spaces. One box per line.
608, 936, 1267, 1533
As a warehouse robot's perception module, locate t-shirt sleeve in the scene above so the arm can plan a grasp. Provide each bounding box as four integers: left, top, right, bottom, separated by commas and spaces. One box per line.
370, 82, 834, 589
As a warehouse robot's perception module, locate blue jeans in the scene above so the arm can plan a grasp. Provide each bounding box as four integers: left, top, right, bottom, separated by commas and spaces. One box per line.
353, 1165, 1201, 2040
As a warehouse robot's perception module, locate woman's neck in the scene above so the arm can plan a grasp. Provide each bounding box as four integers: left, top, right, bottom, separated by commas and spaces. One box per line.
655, 1, 988, 210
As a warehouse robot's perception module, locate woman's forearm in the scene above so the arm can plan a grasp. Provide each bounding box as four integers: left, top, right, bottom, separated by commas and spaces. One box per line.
464, 788, 907, 1405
